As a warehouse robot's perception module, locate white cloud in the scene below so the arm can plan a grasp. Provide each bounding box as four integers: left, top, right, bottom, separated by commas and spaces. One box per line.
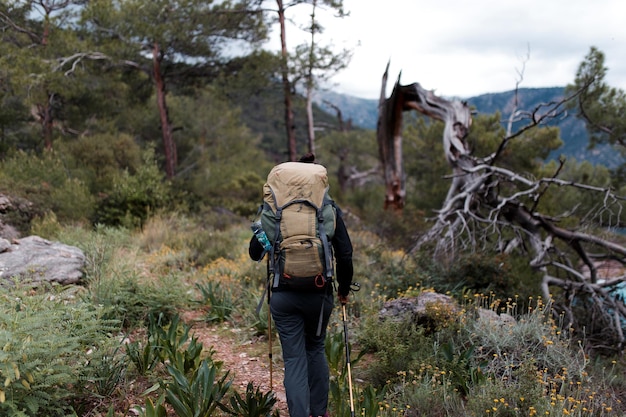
292, 0, 626, 99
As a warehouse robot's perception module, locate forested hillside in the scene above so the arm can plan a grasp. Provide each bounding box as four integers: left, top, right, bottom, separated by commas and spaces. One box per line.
315, 87, 621, 168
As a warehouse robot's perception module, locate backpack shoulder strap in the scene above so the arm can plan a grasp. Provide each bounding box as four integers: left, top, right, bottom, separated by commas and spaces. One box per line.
271, 205, 283, 288
317, 206, 334, 280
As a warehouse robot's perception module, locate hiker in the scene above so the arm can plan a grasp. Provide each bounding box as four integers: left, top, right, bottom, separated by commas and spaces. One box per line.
249, 153, 354, 417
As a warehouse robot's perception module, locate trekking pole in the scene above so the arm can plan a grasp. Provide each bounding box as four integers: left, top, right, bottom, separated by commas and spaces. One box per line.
267, 285, 273, 390
341, 302, 355, 417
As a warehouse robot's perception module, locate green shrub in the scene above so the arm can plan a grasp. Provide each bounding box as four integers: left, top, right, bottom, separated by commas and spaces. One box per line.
150, 314, 204, 375
0, 150, 95, 229
0, 287, 119, 416
196, 282, 234, 323
82, 343, 129, 398
76, 225, 190, 329
422, 251, 542, 303
357, 316, 433, 387
56, 132, 142, 194
225, 382, 278, 417
94, 148, 171, 228
137, 212, 247, 267
126, 337, 160, 376
88, 269, 187, 329
162, 359, 232, 417
29, 211, 63, 240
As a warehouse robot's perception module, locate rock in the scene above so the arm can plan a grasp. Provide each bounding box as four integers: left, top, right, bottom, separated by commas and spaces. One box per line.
379, 292, 460, 322
476, 308, 516, 326
0, 235, 85, 286
379, 291, 517, 328
0, 193, 35, 238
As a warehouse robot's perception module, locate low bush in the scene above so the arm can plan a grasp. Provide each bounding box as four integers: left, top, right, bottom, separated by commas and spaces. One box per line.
0, 287, 120, 416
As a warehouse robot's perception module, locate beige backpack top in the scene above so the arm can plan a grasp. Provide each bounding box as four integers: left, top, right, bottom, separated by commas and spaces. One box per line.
263, 162, 329, 209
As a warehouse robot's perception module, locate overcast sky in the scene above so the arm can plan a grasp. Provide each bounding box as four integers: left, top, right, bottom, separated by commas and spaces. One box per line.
278, 0, 626, 99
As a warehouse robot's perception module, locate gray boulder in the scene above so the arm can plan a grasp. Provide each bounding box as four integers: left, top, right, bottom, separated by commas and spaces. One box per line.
379, 292, 460, 322
0, 236, 85, 286
379, 291, 515, 327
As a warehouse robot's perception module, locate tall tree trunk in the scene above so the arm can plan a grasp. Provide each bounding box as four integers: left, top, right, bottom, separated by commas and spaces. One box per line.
305, 0, 317, 155
40, 13, 53, 150
277, 0, 296, 161
376, 63, 405, 211
306, 88, 315, 155
377, 62, 472, 211
153, 41, 176, 179
37, 94, 54, 151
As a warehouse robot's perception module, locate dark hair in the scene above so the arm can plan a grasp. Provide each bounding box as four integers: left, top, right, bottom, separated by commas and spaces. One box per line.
298, 152, 315, 163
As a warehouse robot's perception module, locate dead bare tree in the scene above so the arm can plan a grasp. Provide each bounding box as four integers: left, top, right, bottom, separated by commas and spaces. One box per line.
377, 66, 626, 351
377, 62, 472, 210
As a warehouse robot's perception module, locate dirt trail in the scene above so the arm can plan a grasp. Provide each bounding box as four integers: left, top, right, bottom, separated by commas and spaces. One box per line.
183, 311, 289, 415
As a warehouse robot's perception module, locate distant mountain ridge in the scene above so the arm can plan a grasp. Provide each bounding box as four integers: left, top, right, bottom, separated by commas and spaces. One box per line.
315, 87, 620, 168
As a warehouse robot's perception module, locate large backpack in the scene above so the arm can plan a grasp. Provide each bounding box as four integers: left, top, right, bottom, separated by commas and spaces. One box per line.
260, 162, 337, 291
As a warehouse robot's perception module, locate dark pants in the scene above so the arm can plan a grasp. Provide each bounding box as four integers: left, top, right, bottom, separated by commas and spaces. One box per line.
270, 290, 334, 417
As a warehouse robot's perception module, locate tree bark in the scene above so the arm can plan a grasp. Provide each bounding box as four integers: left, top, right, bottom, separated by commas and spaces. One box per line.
376, 62, 404, 210
37, 97, 54, 151
277, 0, 297, 161
377, 62, 472, 210
305, 0, 317, 156
153, 41, 176, 179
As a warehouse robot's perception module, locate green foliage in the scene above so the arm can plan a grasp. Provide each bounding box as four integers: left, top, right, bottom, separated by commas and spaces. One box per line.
136, 212, 248, 269
162, 359, 232, 417
423, 251, 542, 303
136, 397, 168, 417
466, 298, 586, 380
566, 47, 626, 151
28, 211, 63, 240
439, 342, 486, 397
94, 147, 172, 228
84, 344, 129, 398
77, 225, 189, 329
535, 158, 615, 226
126, 337, 160, 376
87, 259, 160, 329
356, 244, 421, 300
0, 287, 120, 416
56, 132, 143, 194
402, 115, 451, 213
357, 316, 431, 387
0, 150, 95, 228
326, 328, 370, 417
471, 113, 563, 174
151, 314, 204, 375
226, 382, 278, 417
166, 89, 271, 216
196, 282, 234, 323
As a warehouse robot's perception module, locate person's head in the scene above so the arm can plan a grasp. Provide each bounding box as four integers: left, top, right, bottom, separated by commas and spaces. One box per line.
298, 153, 315, 163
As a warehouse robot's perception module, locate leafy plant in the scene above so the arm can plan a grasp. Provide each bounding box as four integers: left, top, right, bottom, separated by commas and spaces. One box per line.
150, 314, 204, 375
196, 282, 234, 323
0, 150, 95, 227
87, 344, 129, 397
0, 287, 119, 416
326, 328, 368, 417
94, 147, 171, 228
163, 359, 232, 417
126, 338, 160, 376
226, 381, 278, 417
136, 397, 168, 417
439, 341, 487, 397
